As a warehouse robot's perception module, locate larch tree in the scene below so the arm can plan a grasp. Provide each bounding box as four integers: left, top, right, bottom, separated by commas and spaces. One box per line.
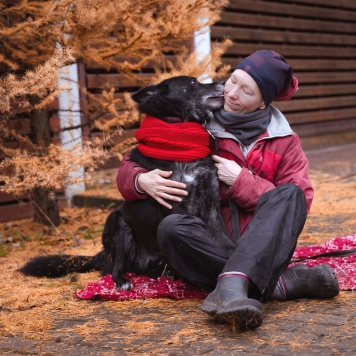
0, 0, 230, 227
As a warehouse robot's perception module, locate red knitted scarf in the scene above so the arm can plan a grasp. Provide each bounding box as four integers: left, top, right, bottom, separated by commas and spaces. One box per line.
135, 115, 210, 162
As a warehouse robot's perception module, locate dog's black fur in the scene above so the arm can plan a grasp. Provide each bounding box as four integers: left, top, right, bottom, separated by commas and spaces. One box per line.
19, 76, 235, 289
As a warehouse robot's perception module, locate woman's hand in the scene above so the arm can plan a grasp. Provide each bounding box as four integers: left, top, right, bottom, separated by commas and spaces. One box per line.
137, 169, 188, 209
212, 155, 242, 186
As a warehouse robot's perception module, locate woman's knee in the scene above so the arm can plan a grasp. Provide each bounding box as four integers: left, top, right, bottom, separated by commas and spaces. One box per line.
157, 214, 205, 249
157, 214, 184, 248
258, 183, 307, 214
264, 183, 305, 201
280, 183, 303, 196
280, 184, 306, 208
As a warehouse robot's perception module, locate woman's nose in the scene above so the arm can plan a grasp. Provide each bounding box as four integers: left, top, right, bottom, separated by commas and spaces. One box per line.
227, 86, 239, 99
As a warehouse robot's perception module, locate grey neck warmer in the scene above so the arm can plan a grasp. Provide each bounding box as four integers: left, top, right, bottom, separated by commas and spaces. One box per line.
213, 106, 271, 146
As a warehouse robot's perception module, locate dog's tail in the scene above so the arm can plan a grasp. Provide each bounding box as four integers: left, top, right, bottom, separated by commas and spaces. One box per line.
18, 251, 105, 278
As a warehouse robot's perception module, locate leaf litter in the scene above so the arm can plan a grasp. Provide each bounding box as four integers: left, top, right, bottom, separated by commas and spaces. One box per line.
0, 171, 355, 353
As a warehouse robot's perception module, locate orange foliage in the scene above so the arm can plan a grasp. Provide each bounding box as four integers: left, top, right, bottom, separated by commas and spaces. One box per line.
0, 0, 231, 198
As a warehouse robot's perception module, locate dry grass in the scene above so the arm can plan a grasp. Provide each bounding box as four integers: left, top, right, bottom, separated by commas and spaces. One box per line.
0, 171, 355, 353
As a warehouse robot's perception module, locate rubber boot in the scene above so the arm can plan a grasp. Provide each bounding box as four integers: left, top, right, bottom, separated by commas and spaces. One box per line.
281, 264, 339, 299
200, 276, 263, 331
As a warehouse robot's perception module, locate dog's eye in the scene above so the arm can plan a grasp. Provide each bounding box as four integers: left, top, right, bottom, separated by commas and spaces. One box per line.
191, 79, 197, 85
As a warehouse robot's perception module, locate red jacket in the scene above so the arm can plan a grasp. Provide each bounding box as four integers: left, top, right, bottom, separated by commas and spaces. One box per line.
116, 107, 313, 239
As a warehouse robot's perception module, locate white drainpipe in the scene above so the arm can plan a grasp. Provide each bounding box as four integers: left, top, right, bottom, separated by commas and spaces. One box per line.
194, 17, 212, 83
58, 63, 85, 204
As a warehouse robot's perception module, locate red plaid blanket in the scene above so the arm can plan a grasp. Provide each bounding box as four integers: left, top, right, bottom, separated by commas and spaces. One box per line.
76, 234, 356, 301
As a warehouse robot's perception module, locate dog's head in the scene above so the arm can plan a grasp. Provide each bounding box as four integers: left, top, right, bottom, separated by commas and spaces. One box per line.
131, 76, 224, 123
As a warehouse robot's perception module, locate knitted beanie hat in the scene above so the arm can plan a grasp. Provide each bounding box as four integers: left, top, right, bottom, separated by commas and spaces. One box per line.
235, 50, 298, 105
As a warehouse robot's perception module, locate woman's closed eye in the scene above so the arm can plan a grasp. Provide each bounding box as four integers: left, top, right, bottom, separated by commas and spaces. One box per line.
243, 88, 253, 95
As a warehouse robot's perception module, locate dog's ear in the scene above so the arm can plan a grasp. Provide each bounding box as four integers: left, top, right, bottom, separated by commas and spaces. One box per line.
131, 83, 169, 104
131, 84, 159, 104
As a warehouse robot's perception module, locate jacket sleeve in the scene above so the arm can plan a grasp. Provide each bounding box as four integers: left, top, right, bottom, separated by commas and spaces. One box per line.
116, 154, 149, 201
228, 134, 314, 213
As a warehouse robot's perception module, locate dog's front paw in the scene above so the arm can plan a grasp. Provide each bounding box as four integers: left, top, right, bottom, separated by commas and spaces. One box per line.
116, 280, 133, 291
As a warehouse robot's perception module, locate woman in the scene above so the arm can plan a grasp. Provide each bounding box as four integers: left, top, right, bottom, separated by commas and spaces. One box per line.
116, 50, 339, 331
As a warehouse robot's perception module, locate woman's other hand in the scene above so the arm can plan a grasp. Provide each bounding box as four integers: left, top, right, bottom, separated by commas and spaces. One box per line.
212, 155, 242, 186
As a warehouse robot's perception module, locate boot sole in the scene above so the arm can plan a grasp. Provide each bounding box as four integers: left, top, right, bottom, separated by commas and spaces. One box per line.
201, 298, 263, 331
217, 305, 263, 331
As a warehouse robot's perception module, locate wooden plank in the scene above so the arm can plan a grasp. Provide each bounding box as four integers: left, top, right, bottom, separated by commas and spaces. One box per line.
220, 69, 356, 85
49, 115, 60, 133
96, 154, 122, 170
3, 136, 62, 150
0, 202, 34, 222
88, 71, 356, 93
0, 193, 28, 204
91, 128, 136, 147
212, 26, 356, 46
7, 118, 31, 133
0, 189, 65, 204
88, 82, 356, 105
222, 58, 356, 71
6, 115, 70, 136
91, 92, 126, 101
293, 84, 356, 98
226, 43, 356, 59
49, 97, 59, 110
282, 0, 356, 11
85, 55, 179, 71
219, 12, 356, 34
292, 118, 356, 137
296, 72, 356, 84
87, 78, 356, 100
0, 198, 67, 223
91, 80, 356, 109
227, 0, 356, 22
86, 73, 155, 90
274, 95, 356, 112
288, 59, 356, 71
72, 194, 123, 210
283, 107, 356, 125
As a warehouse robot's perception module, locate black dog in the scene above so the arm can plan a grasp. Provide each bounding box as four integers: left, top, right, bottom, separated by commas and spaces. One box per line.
19, 76, 234, 289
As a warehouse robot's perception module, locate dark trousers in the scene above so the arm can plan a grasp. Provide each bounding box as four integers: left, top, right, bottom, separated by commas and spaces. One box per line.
157, 184, 307, 300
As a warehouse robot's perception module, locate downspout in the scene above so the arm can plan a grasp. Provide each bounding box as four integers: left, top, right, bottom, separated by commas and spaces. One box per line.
58, 63, 85, 204
194, 16, 212, 83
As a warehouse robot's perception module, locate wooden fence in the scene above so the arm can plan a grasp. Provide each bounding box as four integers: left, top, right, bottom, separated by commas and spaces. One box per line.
2, 0, 356, 222
213, 0, 356, 137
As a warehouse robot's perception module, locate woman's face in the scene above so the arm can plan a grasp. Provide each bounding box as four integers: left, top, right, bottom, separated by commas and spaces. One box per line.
224, 69, 266, 114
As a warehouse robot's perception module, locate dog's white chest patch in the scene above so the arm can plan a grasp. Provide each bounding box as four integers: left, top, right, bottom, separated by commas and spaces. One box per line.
183, 173, 196, 183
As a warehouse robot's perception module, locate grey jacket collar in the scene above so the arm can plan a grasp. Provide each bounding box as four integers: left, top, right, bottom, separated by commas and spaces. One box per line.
205, 106, 293, 156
